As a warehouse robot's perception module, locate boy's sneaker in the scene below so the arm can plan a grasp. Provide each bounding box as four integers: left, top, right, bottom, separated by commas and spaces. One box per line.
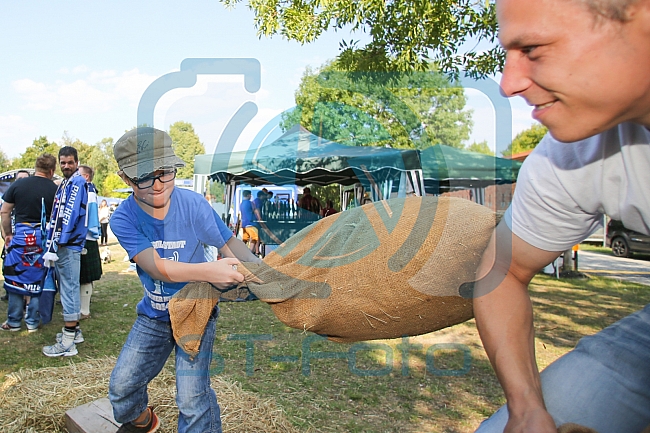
117, 407, 160, 433
26, 325, 39, 333
55, 328, 84, 344
42, 342, 78, 357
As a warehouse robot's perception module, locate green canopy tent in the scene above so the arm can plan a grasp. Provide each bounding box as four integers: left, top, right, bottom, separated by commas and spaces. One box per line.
194, 126, 424, 218
419, 144, 522, 195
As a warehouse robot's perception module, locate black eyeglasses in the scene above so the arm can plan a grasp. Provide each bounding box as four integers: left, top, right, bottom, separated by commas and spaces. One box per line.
131, 169, 177, 189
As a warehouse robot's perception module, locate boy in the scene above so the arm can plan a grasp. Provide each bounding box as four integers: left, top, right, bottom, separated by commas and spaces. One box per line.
108, 127, 259, 432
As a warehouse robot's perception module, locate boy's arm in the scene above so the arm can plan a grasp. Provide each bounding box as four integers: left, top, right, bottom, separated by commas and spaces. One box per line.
219, 236, 262, 263
473, 221, 561, 433
133, 247, 244, 290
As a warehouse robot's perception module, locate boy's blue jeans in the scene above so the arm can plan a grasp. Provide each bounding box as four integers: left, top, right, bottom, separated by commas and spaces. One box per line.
476, 303, 650, 433
109, 307, 222, 433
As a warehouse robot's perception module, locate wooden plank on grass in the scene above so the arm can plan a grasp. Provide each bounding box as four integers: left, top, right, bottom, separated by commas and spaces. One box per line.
65, 397, 120, 433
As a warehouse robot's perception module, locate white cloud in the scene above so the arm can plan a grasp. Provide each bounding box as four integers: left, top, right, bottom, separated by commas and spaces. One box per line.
11, 68, 158, 115
58, 79, 117, 113
103, 68, 158, 105
72, 65, 89, 74
0, 115, 39, 158
12, 79, 57, 110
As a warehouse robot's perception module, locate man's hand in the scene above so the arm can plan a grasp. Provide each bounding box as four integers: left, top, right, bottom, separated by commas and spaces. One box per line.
504, 406, 557, 433
3, 234, 12, 246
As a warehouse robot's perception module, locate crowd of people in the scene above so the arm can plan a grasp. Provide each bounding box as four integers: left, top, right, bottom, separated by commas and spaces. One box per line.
1, 147, 104, 357
236, 186, 339, 256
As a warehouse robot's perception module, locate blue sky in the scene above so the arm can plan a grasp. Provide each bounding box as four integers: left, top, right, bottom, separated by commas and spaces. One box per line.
0, 0, 534, 160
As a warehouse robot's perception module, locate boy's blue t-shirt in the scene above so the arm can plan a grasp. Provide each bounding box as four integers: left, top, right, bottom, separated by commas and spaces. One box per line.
110, 188, 233, 321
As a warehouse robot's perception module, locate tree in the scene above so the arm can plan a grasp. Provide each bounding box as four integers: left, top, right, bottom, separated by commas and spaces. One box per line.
502, 123, 549, 157
103, 173, 131, 199
0, 149, 11, 172
85, 138, 119, 196
10, 136, 60, 171
466, 140, 494, 156
169, 121, 205, 179
281, 63, 473, 149
221, 0, 501, 79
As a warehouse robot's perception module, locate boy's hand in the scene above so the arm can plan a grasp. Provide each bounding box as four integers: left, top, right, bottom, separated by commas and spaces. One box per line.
208, 257, 244, 290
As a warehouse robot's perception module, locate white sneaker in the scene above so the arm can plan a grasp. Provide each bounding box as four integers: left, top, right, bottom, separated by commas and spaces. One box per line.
42, 342, 78, 357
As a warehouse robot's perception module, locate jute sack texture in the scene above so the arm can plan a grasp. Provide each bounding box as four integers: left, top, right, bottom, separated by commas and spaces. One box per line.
169, 282, 219, 358
238, 196, 497, 343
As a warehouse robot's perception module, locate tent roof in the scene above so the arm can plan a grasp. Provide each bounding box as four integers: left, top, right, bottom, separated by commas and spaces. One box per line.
419, 144, 521, 190
194, 126, 421, 187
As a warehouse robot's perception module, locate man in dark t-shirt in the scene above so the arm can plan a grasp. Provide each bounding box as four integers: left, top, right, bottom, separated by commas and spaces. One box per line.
1, 154, 57, 332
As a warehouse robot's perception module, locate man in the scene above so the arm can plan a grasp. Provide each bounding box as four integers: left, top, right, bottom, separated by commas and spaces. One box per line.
78, 165, 102, 319
474, 0, 650, 432
253, 190, 266, 217
1, 155, 57, 332
107, 127, 259, 433
1, 170, 31, 302
239, 190, 261, 255
42, 146, 89, 357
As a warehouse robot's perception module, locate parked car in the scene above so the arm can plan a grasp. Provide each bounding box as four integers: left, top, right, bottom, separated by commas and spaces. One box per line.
606, 220, 650, 257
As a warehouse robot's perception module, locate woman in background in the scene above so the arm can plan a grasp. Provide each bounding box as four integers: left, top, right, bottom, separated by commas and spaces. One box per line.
98, 199, 110, 246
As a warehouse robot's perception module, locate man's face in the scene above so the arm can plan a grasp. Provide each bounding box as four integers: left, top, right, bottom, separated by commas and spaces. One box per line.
498, 0, 650, 142
127, 170, 175, 210
59, 155, 78, 179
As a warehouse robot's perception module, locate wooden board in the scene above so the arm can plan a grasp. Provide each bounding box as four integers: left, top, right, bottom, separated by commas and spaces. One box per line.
65, 398, 120, 433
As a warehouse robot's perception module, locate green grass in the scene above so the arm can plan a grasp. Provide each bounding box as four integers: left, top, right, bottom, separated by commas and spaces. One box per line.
578, 243, 612, 254
1, 241, 649, 432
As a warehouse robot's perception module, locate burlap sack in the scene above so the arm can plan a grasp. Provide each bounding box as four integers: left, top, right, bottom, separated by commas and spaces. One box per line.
168, 282, 219, 358
237, 196, 497, 343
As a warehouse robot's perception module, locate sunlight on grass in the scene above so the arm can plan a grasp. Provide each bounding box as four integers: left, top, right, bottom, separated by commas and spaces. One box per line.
0, 239, 648, 432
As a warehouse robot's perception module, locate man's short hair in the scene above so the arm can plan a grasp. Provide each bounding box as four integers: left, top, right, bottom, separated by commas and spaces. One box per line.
243, 190, 251, 198
257, 190, 266, 198
79, 165, 95, 181
59, 146, 79, 162
581, 0, 638, 21
35, 154, 57, 173
16, 169, 30, 178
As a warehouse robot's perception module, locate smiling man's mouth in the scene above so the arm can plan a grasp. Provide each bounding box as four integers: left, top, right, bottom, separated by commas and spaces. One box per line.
535, 101, 555, 110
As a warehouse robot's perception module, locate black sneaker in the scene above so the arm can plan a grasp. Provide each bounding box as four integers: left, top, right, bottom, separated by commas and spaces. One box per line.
117, 407, 160, 433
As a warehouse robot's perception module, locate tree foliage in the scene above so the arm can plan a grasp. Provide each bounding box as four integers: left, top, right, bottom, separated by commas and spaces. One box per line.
85, 138, 119, 196
103, 173, 131, 199
169, 121, 205, 179
221, 0, 502, 78
10, 136, 60, 171
466, 140, 494, 156
0, 149, 11, 172
281, 63, 473, 149
502, 123, 548, 156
